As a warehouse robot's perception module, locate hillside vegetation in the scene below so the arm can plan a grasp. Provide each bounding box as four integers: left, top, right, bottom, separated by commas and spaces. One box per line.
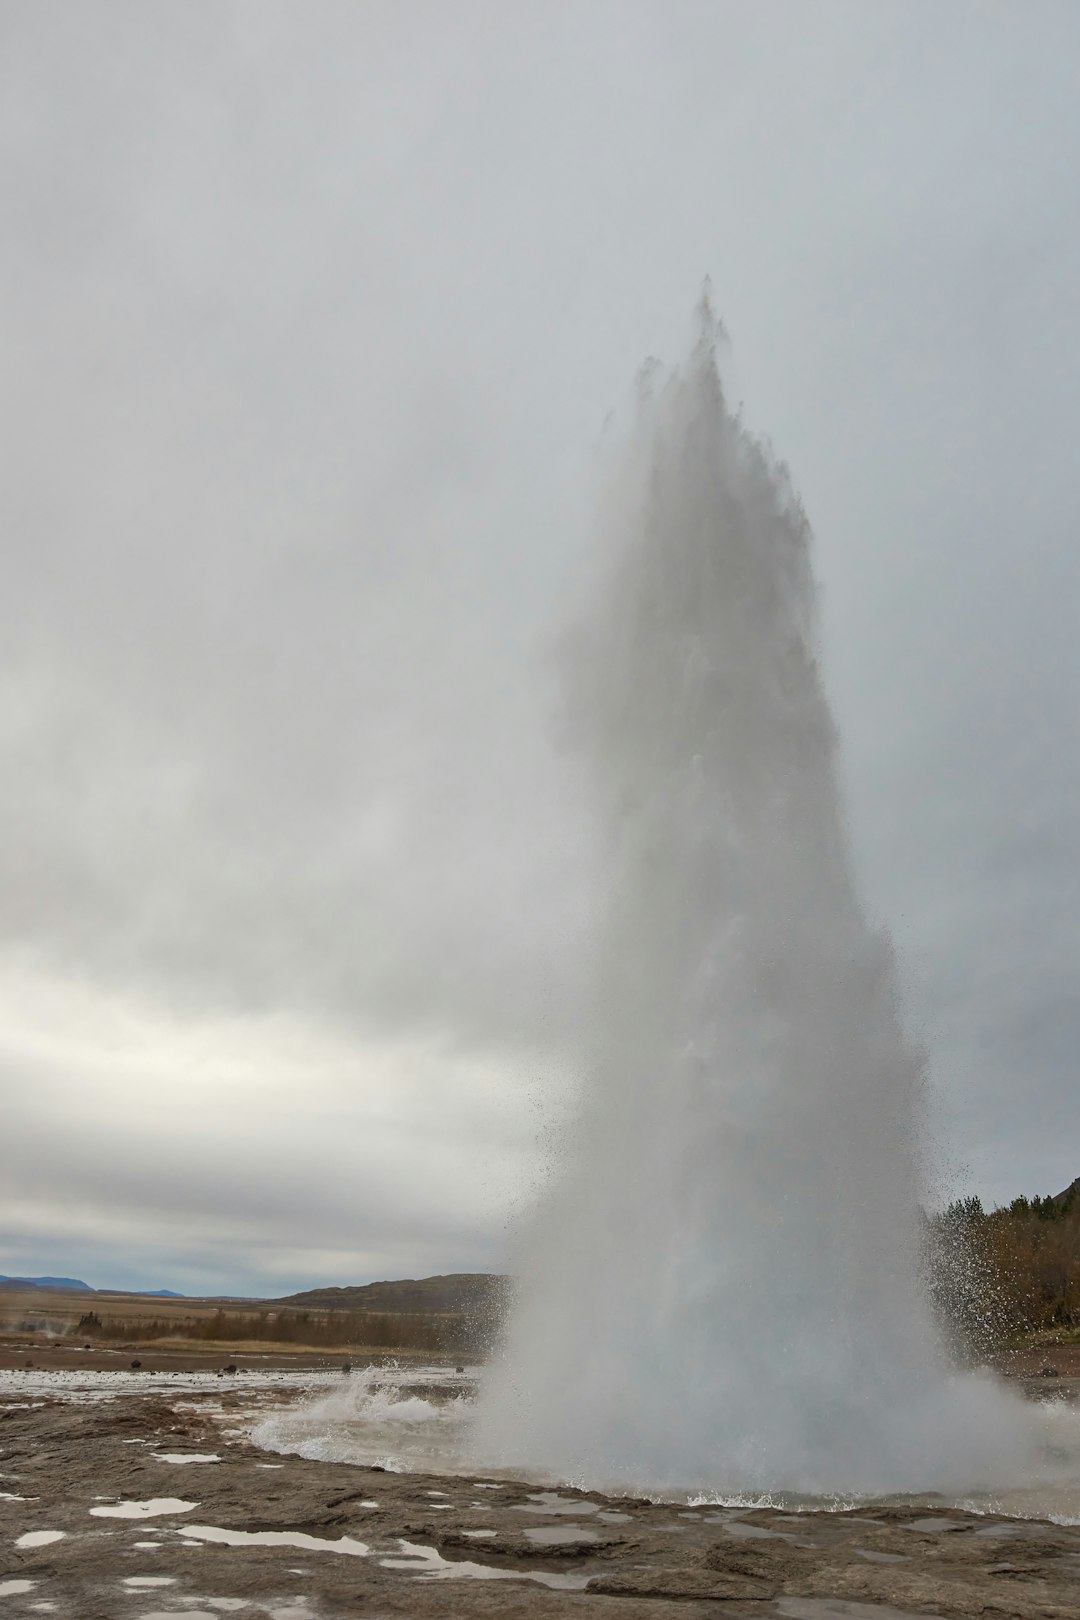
928, 1181, 1080, 1356
272, 1273, 508, 1315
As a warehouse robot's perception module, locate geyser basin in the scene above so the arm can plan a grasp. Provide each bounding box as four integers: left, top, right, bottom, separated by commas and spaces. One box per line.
474, 305, 1076, 1498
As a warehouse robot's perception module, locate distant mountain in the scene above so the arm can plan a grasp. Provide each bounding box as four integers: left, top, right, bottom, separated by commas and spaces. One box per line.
0, 1276, 187, 1297
0, 1275, 92, 1291
1055, 1177, 1080, 1203
271, 1272, 507, 1315
0, 1271, 503, 1309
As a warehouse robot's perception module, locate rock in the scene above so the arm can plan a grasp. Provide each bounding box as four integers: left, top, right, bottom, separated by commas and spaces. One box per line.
9, 1382, 1080, 1619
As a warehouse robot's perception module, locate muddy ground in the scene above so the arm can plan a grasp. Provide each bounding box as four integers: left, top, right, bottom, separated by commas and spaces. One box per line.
3, 1378, 1080, 1620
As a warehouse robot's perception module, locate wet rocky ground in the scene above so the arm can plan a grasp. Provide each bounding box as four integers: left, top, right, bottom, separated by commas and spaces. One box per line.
3, 1382, 1080, 1620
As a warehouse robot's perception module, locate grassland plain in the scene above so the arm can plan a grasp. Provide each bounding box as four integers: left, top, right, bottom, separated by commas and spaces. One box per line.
0, 1275, 499, 1369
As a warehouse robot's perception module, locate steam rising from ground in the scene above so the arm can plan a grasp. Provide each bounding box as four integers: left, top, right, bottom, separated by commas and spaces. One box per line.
474, 312, 1069, 1496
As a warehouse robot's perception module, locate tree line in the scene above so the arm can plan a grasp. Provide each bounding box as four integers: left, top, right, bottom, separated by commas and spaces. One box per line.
73, 1304, 491, 1355
926, 1184, 1080, 1355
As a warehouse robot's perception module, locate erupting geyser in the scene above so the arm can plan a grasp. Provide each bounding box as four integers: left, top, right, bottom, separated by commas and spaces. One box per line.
475, 304, 1043, 1497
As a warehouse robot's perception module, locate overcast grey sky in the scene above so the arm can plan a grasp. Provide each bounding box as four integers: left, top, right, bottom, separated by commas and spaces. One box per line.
1, 1, 1078, 1296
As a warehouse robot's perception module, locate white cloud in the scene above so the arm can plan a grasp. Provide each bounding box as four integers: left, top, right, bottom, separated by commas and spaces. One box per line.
1, 1, 1079, 1285
0, 962, 551, 1292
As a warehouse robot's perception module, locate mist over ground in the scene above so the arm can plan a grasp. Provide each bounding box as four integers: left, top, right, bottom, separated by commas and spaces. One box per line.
1, 1, 1078, 1294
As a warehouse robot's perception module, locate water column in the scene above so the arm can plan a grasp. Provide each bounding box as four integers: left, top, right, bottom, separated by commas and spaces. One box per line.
476, 308, 1035, 1495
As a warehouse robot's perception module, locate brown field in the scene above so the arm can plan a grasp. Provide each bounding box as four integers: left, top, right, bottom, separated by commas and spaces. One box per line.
0, 1281, 483, 1370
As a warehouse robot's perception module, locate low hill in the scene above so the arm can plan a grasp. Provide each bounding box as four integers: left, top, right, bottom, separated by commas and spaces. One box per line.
0, 1275, 92, 1292
271, 1272, 507, 1315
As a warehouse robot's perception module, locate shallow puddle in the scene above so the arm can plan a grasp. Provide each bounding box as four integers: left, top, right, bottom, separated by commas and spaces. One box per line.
524, 1523, 601, 1545
724, 1520, 799, 1541
181, 1525, 370, 1557
172, 1516, 586, 1594
0, 1580, 36, 1597
153, 1453, 221, 1465
511, 1490, 600, 1517
379, 1537, 590, 1590
124, 1576, 177, 1588
91, 1498, 198, 1518
15, 1529, 66, 1548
